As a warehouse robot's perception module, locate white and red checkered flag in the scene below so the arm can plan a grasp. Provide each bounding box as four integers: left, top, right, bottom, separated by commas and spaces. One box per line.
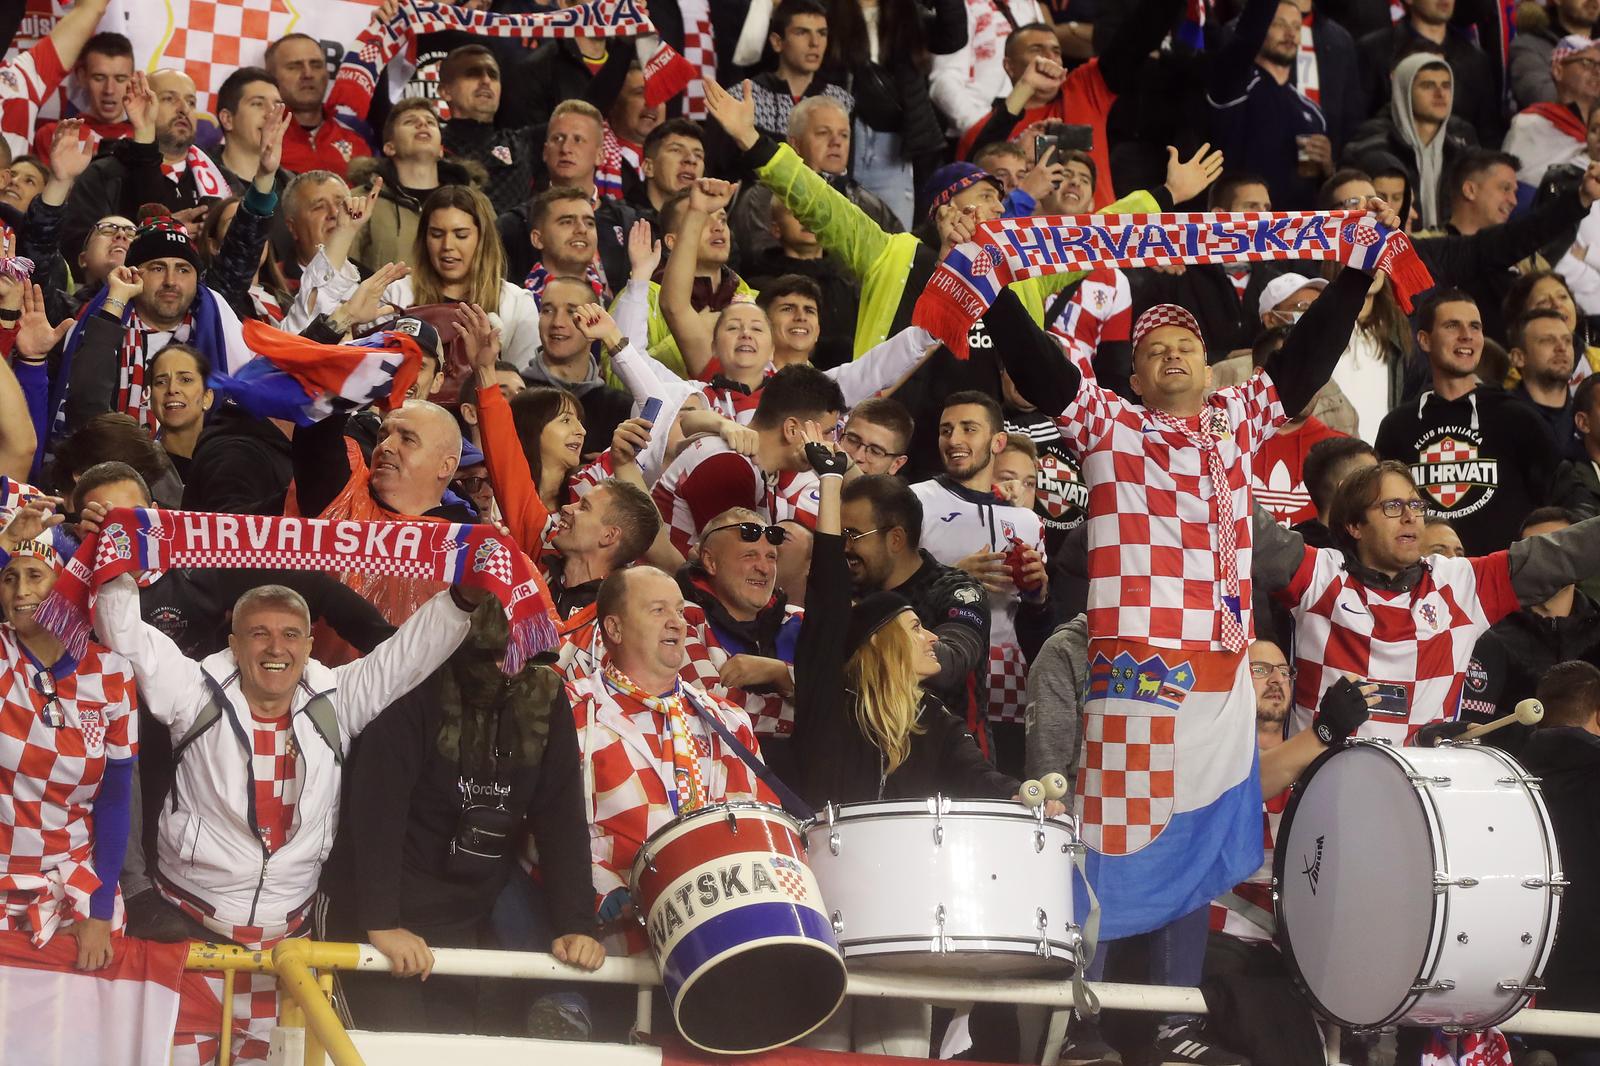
913, 210, 1433, 359
328, 0, 689, 120
1420, 1028, 1514, 1066
36, 509, 560, 675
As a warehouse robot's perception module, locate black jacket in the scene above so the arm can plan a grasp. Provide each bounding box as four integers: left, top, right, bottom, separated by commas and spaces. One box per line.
325, 611, 593, 938
444, 119, 538, 216
790, 531, 1016, 808
1517, 727, 1600, 1011
1374, 387, 1559, 556
1465, 593, 1600, 757
498, 194, 638, 300
181, 406, 294, 515
1355, 21, 1504, 146
1552, 455, 1600, 518
741, 246, 860, 372
885, 548, 993, 744
60, 138, 207, 263
508, 39, 631, 132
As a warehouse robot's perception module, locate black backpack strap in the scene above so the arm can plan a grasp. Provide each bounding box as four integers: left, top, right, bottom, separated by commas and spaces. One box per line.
685, 689, 815, 821
1043, 277, 1085, 336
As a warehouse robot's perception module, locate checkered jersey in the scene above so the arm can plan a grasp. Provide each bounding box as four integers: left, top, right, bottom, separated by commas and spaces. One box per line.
0, 38, 64, 158
989, 643, 1029, 725
1046, 267, 1131, 370
651, 436, 771, 557
1281, 547, 1520, 744
0, 630, 136, 877
679, 602, 801, 735
249, 713, 299, 854
0, 476, 40, 521
1059, 373, 1286, 650
569, 674, 776, 951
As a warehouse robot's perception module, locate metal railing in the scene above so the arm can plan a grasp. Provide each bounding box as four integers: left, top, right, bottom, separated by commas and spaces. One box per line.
181, 940, 1600, 1066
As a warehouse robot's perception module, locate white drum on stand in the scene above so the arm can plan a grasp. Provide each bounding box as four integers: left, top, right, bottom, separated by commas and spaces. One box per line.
1274, 739, 1563, 1030
803, 796, 1083, 976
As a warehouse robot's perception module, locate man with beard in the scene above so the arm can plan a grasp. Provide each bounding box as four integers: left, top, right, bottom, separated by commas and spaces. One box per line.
266, 33, 370, 178
1509, 308, 1584, 460
912, 392, 1049, 770
61, 70, 226, 260
839, 474, 992, 762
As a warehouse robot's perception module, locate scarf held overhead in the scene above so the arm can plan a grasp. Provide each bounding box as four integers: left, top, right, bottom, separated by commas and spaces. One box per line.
329, 0, 695, 117
914, 210, 1433, 359
37, 509, 560, 676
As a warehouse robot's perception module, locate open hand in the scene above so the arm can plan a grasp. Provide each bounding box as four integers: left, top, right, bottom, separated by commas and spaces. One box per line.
0, 495, 65, 553
703, 79, 758, 151
124, 72, 156, 139
453, 301, 502, 372
257, 102, 291, 179
1163, 142, 1225, 205
16, 283, 72, 358
338, 261, 407, 328
627, 218, 660, 280
49, 118, 94, 183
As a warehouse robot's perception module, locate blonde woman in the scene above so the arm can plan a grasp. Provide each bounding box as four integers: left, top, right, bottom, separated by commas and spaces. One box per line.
789, 434, 1020, 807
294, 182, 542, 373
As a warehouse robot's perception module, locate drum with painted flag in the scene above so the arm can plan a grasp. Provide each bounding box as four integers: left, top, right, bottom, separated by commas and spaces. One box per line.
629, 801, 845, 1053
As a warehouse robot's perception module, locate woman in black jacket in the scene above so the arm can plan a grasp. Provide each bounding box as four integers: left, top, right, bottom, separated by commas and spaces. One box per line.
789, 437, 1020, 807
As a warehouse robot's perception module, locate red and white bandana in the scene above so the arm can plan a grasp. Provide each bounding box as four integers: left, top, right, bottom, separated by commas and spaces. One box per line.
1132, 303, 1203, 349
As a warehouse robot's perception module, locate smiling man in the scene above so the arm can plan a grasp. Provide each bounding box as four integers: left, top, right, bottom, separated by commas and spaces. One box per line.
525, 186, 603, 304
523, 274, 632, 447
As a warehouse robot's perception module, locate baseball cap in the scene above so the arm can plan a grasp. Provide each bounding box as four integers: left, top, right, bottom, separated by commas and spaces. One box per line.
1257, 273, 1328, 319
390, 315, 444, 363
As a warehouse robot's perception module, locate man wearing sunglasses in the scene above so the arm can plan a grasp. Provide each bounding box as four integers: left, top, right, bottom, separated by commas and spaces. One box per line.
1259, 459, 1600, 747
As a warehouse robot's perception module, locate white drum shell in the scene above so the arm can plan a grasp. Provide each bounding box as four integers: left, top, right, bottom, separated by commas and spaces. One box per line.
803, 797, 1081, 976
1275, 741, 1562, 1030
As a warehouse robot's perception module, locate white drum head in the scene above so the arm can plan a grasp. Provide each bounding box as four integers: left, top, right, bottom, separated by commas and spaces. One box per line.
1275, 744, 1440, 1028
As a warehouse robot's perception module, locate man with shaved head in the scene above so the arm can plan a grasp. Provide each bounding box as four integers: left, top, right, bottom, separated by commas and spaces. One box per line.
566, 564, 777, 951
62, 68, 229, 261
288, 320, 483, 662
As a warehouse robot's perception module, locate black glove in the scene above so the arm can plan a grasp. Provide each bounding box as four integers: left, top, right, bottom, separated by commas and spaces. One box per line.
805, 441, 849, 477
1413, 720, 1473, 748
1312, 676, 1370, 745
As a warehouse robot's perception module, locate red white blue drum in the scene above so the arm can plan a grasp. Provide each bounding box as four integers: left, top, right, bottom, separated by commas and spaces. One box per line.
630, 802, 846, 1053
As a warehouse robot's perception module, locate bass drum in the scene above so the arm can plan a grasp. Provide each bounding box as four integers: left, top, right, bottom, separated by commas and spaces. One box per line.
1274, 739, 1562, 1030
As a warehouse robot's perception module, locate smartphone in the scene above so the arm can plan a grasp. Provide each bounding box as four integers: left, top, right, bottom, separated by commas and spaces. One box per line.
1036, 122, 1094, 161
640, 396, 663, 424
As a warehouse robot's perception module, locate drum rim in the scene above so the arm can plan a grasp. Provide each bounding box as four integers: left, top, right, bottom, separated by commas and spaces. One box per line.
629, 801, 803, 887
836, 931, 1079, 956
1271, 739, 1448, 1029
815, 797, 1069, 824
669, 936, 848, 1054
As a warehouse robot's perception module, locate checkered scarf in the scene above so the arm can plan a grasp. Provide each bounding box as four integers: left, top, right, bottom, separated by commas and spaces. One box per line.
36, 508, 559, 676
602, 665, 708, 814
597, 125, 626, 201
329, 0, 696, 120
119, 307, 195, 432
914, 210, 1433, 359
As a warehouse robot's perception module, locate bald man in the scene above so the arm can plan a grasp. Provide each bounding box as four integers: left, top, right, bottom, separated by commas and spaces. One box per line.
62, 68, 228, 263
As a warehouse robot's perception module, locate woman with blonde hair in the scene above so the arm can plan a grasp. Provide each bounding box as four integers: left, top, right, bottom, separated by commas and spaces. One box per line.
789, 436, 1019, 807
296, 182, 542, 373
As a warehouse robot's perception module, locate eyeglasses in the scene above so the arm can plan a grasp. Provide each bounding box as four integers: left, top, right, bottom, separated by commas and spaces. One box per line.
842, 527, 883, 543
31, 670, 65, 728
841, 430, 903, 462
1335, 196, 1367, 210
1374, 498, 1429, 519
1568, 57, 1600, 72
704, 522, 787, 546
454, 476, 491, 494
1249, 662, 1295, 680
93, 222, 137, 239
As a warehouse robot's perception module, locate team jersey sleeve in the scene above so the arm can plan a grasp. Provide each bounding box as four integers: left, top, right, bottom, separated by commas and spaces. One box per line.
100, 655, 138, 764
1056, 380, 1131, 454
1278, 545, 1324, 607
677, 451, 767, 530
1221, 368, 1289, 451
1469, 550, 1521, 626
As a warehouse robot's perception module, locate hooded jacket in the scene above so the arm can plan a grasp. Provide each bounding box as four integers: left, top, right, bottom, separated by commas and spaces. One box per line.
181, 406, 294, 515
346, 156, 484, 276
521, 349, 632, 449
1345, 53, 1476, 228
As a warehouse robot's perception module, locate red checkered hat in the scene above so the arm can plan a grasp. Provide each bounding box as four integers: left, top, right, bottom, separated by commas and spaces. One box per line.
1132, 303, 1203, 349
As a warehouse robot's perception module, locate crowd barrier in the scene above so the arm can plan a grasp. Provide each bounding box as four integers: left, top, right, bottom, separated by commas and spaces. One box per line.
180, 941, 1600, 1066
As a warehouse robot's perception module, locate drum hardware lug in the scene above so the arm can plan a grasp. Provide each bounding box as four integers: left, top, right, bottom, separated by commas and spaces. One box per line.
1522, 933, 1534, 944
828, 830, 840, 856
1456, 932, 1469, 944
933, 904, 949, 954
1498, 979, 1546, 994
1406, 772, 1452, 788
1523, 875, 1569, 892
1409, 979, 1457, 993
1433, 873, 1479, 889
1497, 775, 1539, 788
1034, 829, 1046, 853
934, 803, 944, 847
824, 802, 837, 828
831, 910, 844, 936
725, 809, 739, 833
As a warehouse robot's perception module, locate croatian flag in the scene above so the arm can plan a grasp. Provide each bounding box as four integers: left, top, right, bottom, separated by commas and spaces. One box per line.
209, 319, 424, 426
0, 931, 187, 1065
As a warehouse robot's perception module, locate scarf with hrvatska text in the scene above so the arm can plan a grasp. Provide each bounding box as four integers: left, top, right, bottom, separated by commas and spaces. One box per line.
36, 509, 560, 675
328, 0, 696, 119
913, 210, 1433, 359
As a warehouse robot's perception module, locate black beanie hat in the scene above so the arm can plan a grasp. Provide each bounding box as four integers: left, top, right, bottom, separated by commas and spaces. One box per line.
127, 218, 202, 271
843, 591, 915, 661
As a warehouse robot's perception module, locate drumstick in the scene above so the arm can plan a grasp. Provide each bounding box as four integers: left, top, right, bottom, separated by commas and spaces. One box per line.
1458, 698, 1544, 741
1018, 780, 1046, 808
1040, 773, 1069, 801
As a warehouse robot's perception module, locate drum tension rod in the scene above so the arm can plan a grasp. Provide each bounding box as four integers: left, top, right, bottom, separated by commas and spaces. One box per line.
1406, 772, 1453, 787
1409, 979, 1457, 993
1498, 979, 1546, 994
1522, 876, 1569, 892
1432, 873, 1480, 890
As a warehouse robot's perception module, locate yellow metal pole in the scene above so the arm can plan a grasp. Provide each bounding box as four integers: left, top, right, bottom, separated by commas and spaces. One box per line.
301, 971, 336, 1066
218, 968, 235, 1066
273, 942, 364, 1066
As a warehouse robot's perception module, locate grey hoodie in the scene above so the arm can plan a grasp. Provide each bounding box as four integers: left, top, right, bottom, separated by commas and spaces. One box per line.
1390, 52, 1455, 229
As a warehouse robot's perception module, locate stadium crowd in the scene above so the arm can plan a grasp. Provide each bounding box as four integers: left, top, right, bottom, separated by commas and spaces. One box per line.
2, 0, 1600, 1064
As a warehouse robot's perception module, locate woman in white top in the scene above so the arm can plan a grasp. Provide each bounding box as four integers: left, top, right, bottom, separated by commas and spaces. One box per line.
287, 182, 541, 373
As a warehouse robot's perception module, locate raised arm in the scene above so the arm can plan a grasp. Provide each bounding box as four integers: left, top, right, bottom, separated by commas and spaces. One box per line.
1263, 266, 1379, 420
825, 326, 939, 405
460, 302, 549, 559
788, 440, 852, 770
982, 287, 1084, 415
1208, 0, 1278, 104
1509, 513, 1600, 607
91, 573, 208, 734
332, 589, 474, 736
661, 179, 736, 379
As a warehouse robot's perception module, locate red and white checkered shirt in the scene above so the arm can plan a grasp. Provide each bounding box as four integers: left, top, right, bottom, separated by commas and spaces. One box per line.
678, 602, 801, 736
1208, 788, 1288, 943
0, 38, 64, 158
651, 436, 771, 557
0, 476, 41, 521
249, 712, 299, 854
0, 629, 136, 876
571, 670, 774, 952
1046, 267, 1131, 371
1059, 373, 1285, 650
1281, 548, 1520, 744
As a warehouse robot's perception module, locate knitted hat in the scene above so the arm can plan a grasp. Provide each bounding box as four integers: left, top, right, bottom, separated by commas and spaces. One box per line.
1552, 34, 1600, 76
921, 163, 1004, 221
843, 591, 915, 661
127, 217, 202, 270
1132, 303, 1204, 349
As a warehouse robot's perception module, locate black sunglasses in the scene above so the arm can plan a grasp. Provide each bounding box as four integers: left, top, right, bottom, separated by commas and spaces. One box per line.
704, 521, 787, 546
